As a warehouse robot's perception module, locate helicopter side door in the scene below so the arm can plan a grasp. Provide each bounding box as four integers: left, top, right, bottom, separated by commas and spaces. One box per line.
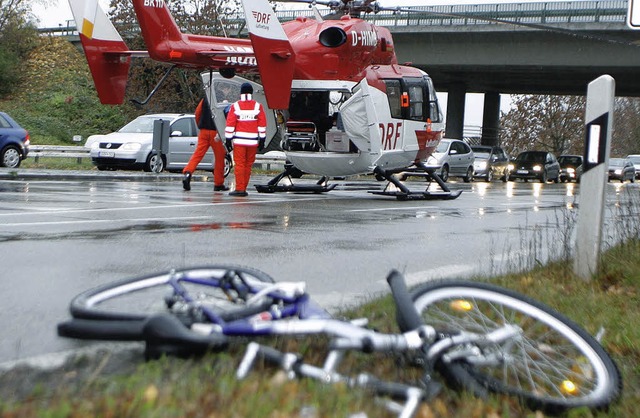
201, 72, 278, 149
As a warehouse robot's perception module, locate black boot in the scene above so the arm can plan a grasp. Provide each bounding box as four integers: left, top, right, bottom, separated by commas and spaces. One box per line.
214, 184, 229, 191
182, 172, 192, 191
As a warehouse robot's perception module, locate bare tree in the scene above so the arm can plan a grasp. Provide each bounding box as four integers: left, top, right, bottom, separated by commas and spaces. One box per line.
611, 97, 640, 157
500, 94, 585, 156
501, 94, 640, 158
105, 0, 244, 112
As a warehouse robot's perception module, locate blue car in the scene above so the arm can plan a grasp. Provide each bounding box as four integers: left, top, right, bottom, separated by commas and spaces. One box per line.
0, 112, 30, 168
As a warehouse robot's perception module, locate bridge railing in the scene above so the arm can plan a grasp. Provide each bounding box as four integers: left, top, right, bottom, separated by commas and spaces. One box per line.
38, 0, 629, 37
366, 0, 628, 27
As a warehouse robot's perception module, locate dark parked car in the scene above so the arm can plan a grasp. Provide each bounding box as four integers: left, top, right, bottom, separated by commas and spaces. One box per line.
626, 154, 640, 179
508, 151, 560, 183
558, 155, 583, 183
471, 145, 510, 182
0, 112, 30, 168
608, 158, 635, 182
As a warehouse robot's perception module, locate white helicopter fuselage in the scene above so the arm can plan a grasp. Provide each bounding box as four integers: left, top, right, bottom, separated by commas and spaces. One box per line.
283, 75, 444, 177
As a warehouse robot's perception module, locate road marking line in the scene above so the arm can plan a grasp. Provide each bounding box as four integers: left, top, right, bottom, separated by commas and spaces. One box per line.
0, 196, 328, 218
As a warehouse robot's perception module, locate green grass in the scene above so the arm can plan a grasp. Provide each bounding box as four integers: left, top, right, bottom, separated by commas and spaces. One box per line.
20, 157, 96, 171
1, 241, 637, 417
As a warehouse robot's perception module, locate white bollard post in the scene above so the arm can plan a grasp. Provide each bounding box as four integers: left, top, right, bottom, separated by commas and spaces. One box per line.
574, 75, 615, 280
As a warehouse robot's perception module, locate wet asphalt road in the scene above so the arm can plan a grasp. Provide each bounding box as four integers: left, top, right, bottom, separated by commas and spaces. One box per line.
0, 169, 638, 364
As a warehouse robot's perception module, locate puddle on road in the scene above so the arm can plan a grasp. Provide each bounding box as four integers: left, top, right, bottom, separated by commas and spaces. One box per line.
0, 220, 282, 243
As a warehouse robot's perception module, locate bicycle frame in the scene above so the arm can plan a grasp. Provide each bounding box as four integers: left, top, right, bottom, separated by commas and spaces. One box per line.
165, 269, 521, 362
166, 271, 437, 353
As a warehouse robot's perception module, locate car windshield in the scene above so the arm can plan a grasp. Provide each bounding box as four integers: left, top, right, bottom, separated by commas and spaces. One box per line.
435, 141, 450, 153
559, 156, 581, 166
517, 152, 545, 163
118, 117, 167, 133
471, 147, 491, 159
628, 156, 640, 164
609, 158, 624, 168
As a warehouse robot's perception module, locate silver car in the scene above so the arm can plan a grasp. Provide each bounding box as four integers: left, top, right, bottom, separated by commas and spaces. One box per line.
426, 138, 475, 182
87, 114, 230, 175
471, 145, 510, 182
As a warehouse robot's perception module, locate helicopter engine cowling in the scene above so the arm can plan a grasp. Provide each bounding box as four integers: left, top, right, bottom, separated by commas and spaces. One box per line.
319, 27, 348, 48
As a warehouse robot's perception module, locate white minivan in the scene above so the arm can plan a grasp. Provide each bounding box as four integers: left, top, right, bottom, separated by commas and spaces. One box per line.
425, 138, 475, 182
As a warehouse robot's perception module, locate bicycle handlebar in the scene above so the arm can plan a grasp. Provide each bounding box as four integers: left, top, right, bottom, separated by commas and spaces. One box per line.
386, 269, 424, 331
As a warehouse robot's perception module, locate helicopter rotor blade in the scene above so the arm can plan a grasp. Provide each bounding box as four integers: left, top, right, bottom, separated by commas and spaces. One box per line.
277, 0, 383, 15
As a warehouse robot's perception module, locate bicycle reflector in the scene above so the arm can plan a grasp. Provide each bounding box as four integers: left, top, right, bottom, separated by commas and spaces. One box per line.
561, 380, 578, 395
450, 300, 473, 312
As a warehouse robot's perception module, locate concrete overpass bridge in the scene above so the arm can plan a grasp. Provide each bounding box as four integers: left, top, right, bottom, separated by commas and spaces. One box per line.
42, 1, 640, 144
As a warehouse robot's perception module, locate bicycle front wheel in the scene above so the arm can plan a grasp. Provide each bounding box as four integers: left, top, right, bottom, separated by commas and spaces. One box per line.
409, 280, 621, 413
69, 265, 276, 324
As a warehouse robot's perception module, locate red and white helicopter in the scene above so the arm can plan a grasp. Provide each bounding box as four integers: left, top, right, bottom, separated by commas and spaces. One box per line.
68, 0, 459, 200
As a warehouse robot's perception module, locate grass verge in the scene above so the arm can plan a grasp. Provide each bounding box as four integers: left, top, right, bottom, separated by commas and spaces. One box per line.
0, 248, 638, 417
20, 158, 95, 171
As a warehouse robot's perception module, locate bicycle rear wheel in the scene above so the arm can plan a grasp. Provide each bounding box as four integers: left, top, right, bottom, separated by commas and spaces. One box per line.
69, 265, 276, 324
407, 280, 621, 413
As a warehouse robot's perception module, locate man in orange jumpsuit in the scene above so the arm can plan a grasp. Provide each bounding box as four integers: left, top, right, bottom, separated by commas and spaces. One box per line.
182, 96, 229, 192
224, 83, 267, 197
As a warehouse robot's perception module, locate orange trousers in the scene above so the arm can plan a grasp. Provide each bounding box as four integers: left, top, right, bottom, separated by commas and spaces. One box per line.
183, 129, 227, 187
232, 145, 258, 192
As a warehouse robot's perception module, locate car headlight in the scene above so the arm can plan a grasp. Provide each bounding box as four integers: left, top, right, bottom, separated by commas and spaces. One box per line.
533, 165, 542, 171
615, 169, 622, 175
507, 164, 514, 171
123, 142, 142, 151
91, 142, 100, 149
427, 156, 437, 165
567, 168, 575, 173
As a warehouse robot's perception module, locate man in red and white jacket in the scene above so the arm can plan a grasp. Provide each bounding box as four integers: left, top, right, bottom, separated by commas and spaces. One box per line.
224, 82, 267, 197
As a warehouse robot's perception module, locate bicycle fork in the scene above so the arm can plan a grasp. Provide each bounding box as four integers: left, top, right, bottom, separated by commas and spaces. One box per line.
236, 341, 425, 418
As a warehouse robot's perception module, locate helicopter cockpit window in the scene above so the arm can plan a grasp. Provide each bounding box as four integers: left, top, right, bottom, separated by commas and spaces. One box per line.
424, 76, 442, 123
383, 80, 402, 119
407, 84, 424, 121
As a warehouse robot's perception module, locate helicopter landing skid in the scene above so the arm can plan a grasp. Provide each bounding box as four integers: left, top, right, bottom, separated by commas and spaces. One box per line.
369, 189, 462, 201
369, 165, 463, 201
255, 183, 337, 193
255, 164, 337, 194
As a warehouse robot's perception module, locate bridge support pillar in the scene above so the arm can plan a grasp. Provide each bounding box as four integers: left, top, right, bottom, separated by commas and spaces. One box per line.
445, 84, 466, 139
481, 91, 501, 146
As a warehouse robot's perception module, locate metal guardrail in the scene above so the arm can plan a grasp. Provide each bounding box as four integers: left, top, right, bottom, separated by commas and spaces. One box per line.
30, 145, 90, 164
37, 0, 630, 37
28, 145, 286, 170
